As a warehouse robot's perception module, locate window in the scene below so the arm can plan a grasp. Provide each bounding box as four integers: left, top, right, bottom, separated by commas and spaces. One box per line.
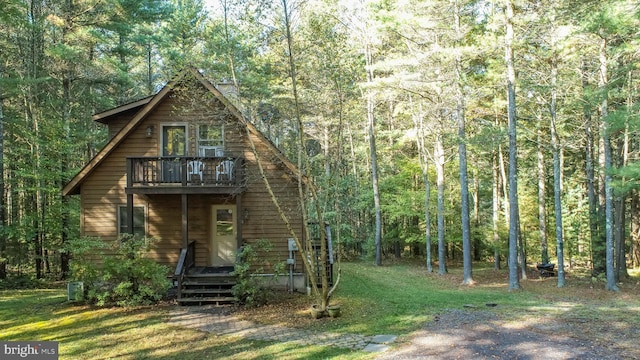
118, 206, 146, 236
198, 124, 224, 156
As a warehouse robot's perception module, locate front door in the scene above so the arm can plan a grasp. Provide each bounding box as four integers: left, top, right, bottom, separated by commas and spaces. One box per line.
161, 124, 187, 182
210, 205, 237, 266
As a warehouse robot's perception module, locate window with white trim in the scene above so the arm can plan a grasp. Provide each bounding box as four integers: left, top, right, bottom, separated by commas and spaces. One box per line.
197, 124, 224, 156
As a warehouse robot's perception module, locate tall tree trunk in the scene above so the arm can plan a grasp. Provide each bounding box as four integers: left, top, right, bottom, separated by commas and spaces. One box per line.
323, 126, 331, 178
364, 40, 382, 266
631, 192, 640, 267
34, 116, 44, 279
435, 135, 446, 275
146, 43, 154, 94
498, 145, 509, 225
281, 0, 343, 310
59, 0, 73, 278
494, 108, 504, 270
413, 102, 433, 272
537, 114, 549, 264
345, 122, 361, 253
454, 0, 473, 285
518, 211, 527, 280
550, 48, 565, 287
505, 0, 520, 290
614, 196, 627, 279
599, 37, 618, 291
597, 53, 608, 279
31, 105, 43, 281
614, 70, 632, 280
281, 0, 330, 308
581, 58, 601, 275
424, 170, 432, 272
26, 0, 46, 279
0, 65, 6, 279
220, 0, 239, 93
492, 149, 501, 270
472, 162, 481, 261
629, 72, 639, 269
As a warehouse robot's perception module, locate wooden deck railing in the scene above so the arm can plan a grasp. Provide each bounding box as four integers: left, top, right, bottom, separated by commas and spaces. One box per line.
127, 156, 245, 188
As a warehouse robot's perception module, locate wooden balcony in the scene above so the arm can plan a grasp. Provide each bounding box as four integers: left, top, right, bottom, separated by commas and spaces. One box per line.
125, 156, 246, 195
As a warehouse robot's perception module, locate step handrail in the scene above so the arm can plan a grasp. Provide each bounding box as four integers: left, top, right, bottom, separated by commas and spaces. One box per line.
174, 241, 196, 300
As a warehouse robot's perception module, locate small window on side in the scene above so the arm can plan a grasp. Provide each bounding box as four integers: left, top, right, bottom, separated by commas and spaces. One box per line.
118, 206, 146, 237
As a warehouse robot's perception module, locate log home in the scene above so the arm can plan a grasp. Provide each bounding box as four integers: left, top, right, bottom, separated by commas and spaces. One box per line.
62, 69, 310, 304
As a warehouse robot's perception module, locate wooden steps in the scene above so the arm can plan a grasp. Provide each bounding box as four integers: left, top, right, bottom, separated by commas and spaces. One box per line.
177, 267, 236, 306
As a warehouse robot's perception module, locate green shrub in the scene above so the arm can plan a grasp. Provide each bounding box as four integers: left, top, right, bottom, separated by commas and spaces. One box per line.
232, 239, 285, 307
66, 236, 104, 286
67, 235, 171, 307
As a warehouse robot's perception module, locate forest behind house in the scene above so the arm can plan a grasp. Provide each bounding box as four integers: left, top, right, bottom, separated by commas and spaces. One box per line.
1, 0, 639, 291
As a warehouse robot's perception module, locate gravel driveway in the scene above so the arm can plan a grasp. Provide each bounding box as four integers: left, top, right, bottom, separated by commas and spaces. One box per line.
376, 308, 631, 360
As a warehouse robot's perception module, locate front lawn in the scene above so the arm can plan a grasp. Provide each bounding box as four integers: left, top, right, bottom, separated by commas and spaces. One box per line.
0, 289, 364, 359
2, 261, 640, 359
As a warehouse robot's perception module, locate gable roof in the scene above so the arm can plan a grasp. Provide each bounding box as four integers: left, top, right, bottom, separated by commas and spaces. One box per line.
62, 68, 302, 196
92, 95, 154, 124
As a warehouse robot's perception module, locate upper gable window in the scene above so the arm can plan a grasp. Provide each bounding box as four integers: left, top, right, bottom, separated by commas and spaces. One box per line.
198, 124, 224, 156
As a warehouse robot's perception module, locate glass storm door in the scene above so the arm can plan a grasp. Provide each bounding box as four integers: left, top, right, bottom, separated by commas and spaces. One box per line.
161, 125, 186, 182
210, 205, 237, 266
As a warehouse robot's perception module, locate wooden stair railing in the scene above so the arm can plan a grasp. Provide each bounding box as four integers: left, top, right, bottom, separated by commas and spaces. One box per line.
174, 242, 236, 305
174, 241, 195, 301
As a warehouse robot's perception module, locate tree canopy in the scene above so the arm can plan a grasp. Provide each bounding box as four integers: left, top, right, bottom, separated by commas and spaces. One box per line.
2, 0, 640, 290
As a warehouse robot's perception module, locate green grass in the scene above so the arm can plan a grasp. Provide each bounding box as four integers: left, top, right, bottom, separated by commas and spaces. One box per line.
2, 261, 640, 359
239, 260, 640, 350
316, 262, 538, 334
0, 289, 364, 359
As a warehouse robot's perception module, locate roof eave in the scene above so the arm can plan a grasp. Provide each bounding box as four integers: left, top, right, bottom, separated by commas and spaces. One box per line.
92, 96, 154, 124
62, 86, 173, 196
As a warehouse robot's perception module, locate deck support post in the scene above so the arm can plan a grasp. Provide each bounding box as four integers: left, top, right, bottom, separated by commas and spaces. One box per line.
182, 194, 188, 248
126, 158, 135, 235
236, 194, 243, 251
126, 194, 134, 235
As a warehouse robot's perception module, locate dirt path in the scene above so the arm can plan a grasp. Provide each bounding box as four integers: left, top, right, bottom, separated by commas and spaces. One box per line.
376, 309, 633, 360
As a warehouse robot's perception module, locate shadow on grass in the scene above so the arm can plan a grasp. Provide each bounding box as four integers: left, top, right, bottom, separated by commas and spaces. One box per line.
1, 290, 372, 360
128, 337, 365, 360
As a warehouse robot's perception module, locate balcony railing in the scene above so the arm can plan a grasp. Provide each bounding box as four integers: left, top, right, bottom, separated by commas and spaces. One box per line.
126, 156, 245, 191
